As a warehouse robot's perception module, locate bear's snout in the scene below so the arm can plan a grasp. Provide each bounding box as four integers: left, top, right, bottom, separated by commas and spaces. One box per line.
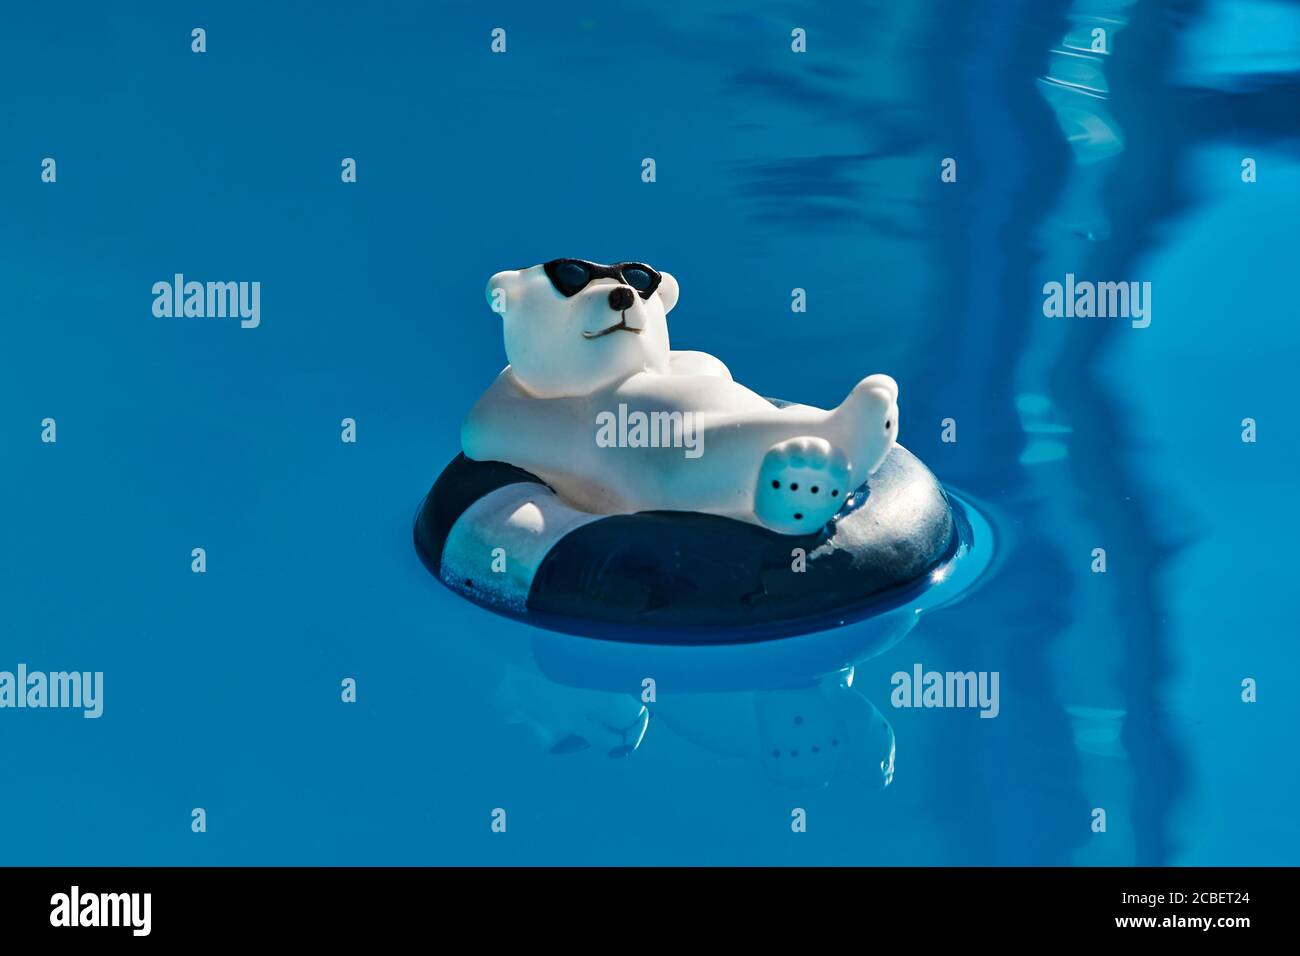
607, 286, 634, 311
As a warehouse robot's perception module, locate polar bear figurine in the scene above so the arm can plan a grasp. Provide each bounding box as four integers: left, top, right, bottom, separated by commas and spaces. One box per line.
461, 259, 900, 535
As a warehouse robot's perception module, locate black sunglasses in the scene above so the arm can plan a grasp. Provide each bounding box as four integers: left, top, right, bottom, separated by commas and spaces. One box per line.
543, 259, 662, 299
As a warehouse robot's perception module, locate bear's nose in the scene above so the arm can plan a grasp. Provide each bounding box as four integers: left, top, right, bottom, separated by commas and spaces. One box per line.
608, 286, 635, 311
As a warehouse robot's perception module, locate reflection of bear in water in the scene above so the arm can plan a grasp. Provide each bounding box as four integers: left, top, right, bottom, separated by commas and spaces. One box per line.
463, 260, 900, 536
490, 659, 894, 789
656, 669, 895, 790
491, 664, 649, 759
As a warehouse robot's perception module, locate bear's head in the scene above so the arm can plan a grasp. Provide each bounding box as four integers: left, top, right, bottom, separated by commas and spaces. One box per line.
486, 259, 679, 398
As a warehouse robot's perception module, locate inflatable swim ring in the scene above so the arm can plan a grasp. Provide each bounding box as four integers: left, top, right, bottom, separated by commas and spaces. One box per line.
414, 441, 958, 644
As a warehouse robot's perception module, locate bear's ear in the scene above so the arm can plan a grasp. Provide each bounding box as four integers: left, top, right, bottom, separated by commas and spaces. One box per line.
485, 270, 519, 316
657, 271, 679, 314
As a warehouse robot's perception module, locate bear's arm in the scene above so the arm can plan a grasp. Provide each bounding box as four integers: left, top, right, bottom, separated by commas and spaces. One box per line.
460, 368, 527, 463
461, 367, 595, 466
668, 350, 732, 380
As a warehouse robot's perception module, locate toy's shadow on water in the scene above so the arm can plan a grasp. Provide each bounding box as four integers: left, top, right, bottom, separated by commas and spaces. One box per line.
483, 493, 995, 788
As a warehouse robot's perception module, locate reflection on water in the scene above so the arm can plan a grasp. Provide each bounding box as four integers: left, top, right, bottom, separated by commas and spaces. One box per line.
492, 664, 649, 759
1036, 0, 1130, 242
663, 671, 897, 791
480, 495, 991, 790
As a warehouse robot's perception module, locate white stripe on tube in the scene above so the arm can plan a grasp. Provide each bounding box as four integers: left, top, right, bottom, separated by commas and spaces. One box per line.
440, 483, 606, 613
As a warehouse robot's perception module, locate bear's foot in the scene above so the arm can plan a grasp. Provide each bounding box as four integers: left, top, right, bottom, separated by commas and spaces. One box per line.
753, 436, 852, 535
832, 373, 900, 478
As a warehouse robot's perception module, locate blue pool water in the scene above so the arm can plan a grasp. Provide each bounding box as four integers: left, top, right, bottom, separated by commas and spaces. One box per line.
2, 0, 1298, 865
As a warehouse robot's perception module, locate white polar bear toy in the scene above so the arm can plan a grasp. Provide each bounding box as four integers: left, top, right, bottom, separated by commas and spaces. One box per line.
462, 259, 901, 536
